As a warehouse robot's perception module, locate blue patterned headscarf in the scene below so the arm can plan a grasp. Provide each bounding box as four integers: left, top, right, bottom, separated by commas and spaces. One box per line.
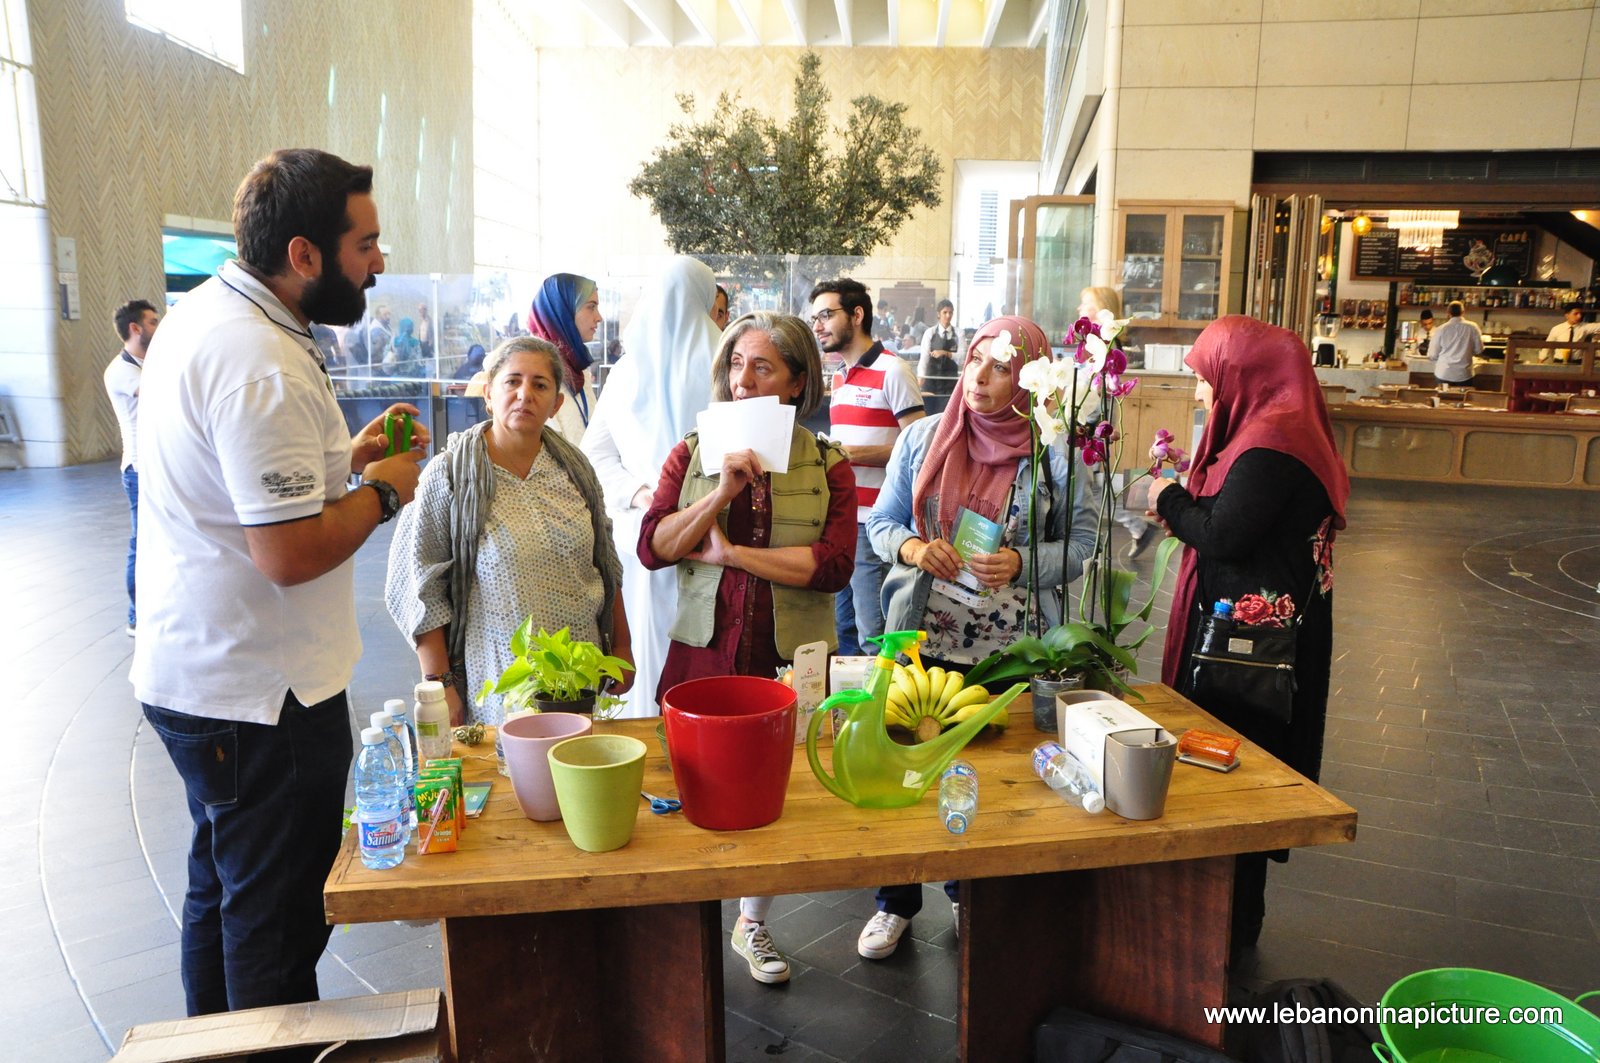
527, 273, 597, 397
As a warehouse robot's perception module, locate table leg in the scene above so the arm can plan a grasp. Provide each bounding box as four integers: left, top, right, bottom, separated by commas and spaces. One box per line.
960, 856, 1232, 1061
441, 899, 724, 1062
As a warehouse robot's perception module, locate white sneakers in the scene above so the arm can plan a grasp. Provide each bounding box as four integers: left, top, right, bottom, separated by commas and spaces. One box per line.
857, 911, 911, 959
732, 919, 790, 984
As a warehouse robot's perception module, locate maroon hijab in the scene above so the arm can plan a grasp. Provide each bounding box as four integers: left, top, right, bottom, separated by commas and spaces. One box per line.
1161, 315, 1351, 686
912, 315, 1050, 540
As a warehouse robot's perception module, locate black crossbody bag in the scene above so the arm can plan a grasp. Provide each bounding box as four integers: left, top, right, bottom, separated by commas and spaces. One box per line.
1184, 536, 1328, 724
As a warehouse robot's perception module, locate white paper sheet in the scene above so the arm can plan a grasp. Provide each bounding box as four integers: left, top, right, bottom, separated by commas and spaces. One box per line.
696, 396, 795, 476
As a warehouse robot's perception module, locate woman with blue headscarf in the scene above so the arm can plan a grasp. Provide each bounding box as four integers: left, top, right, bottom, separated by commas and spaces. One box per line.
528, 273, 603, 441
386, 317, 422, 376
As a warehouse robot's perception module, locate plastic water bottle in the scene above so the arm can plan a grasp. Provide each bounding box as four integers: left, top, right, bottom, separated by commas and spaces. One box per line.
354, 727, 406, 870
938, 759, 978, 834
370, 711, 414, 842
413, 680, 453, 764
383, 698, 419, 833
1031, 741, 1106, 814
383, 696, 418, 794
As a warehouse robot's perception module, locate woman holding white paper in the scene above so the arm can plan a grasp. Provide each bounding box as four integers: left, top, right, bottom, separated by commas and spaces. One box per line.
581, 256, 721, 716
639, 311, 856, 987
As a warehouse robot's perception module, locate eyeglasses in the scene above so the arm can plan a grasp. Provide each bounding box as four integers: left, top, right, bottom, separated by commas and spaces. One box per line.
808, 307, 844, 327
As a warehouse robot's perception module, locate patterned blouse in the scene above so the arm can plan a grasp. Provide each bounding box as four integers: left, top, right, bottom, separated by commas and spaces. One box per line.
390, 447, 604, 726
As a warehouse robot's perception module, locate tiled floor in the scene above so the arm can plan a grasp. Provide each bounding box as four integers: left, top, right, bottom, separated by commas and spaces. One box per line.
2, 464, 1597, 1060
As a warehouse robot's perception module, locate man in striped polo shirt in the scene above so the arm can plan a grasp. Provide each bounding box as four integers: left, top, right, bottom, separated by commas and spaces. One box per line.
811, 279, 925, 655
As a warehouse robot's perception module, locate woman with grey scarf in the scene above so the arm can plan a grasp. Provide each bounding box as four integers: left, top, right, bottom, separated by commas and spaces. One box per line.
385, 337, 632, 726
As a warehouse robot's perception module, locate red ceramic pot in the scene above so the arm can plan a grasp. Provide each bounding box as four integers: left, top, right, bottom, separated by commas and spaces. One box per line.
661, 675, 796, 830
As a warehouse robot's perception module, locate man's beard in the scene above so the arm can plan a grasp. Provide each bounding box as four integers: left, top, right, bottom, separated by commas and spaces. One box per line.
820, 322, 854, 353
302, 266, 373, 327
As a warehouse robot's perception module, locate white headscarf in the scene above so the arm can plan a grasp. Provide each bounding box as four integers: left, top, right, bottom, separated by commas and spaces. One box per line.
607, 256, 720, 481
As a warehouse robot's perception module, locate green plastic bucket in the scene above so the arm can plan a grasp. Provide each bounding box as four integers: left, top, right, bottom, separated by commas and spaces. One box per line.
1373, 968, 1600, 1063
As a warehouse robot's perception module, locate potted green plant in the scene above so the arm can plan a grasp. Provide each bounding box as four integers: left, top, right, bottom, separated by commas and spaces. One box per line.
478, 620, 633, 721
969, 311, 1188, 730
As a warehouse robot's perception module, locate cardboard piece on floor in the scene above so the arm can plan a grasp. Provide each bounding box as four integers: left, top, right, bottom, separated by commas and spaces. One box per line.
110, 988, 443, 1063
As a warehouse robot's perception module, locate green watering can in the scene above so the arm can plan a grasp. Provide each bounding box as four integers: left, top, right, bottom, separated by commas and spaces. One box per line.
806, 630, 1026, 808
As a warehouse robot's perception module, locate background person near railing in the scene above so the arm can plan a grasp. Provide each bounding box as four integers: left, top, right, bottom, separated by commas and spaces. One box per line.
1545, 304, 1598, 364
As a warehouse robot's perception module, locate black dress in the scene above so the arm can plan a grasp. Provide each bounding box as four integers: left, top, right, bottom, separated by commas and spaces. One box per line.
1157, 447, 1336, 953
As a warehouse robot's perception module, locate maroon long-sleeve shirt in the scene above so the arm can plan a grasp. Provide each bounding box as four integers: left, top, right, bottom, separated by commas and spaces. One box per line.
638, 438, 857, 704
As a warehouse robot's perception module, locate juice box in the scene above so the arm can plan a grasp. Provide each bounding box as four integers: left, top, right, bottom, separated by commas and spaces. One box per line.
419, 762, 464, 835
413, 777, 457, 854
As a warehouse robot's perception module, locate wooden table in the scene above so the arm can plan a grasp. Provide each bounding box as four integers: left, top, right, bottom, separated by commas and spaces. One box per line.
325, 685, 1355, 1062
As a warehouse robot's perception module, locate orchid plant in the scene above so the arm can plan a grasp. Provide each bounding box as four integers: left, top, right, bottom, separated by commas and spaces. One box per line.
965, 310, 1189, 697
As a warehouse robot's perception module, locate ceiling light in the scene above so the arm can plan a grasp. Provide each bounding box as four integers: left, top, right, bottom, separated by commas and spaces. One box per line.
1388, 210, 1460, 251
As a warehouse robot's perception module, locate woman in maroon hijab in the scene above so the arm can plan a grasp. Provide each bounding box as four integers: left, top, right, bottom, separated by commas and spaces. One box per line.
1146, 315, 1350, 960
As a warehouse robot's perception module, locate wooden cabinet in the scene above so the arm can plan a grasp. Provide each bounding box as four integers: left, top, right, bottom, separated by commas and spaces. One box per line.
1117, 203, 1235, 328
1115, 373, 1200, 472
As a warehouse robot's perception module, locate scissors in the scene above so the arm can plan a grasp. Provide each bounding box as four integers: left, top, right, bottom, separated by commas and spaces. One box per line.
641, 790, 681, 815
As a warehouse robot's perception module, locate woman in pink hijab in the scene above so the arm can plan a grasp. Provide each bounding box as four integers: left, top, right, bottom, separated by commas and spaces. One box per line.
1146, 314, 1350, 962
860, 313, 1099, 952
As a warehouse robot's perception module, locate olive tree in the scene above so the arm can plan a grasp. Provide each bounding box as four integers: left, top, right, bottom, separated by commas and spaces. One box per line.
629, 52, 942, 306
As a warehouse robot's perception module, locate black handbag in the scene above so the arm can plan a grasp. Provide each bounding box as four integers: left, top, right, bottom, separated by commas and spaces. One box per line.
1186, 609, 1299, 723
1184, 529, 1329, 724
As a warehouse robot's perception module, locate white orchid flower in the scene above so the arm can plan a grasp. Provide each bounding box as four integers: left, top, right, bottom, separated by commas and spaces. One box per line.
1081, 332, 1108, 374
1094, 308, 1118, 331
1047, 359, 1076, 394
1036, 414, 1060, 446
1017, 357, 1049, 392
990, 329, 1016, 363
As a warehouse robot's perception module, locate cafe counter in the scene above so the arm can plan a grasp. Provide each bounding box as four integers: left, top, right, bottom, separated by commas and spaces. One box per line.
1329, 401, 1600, 488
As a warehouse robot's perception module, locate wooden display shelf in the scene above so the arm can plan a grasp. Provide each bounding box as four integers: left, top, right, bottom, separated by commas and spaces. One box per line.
1401, 303, 1573, 313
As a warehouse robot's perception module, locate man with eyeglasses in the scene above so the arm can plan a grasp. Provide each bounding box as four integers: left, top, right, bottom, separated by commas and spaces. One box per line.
810, 278, 925, 655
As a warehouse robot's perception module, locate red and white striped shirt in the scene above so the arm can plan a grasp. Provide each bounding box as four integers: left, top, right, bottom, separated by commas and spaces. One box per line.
830, 343, 923, 521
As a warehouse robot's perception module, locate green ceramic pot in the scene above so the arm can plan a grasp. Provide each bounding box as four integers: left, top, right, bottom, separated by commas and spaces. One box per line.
547, 734, 647, 853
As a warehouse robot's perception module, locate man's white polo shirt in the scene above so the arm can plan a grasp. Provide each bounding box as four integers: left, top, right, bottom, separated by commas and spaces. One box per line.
132, 261, 359, 725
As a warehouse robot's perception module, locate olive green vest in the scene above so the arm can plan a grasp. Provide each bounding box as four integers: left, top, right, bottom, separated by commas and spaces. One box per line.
670, 425, 846, 658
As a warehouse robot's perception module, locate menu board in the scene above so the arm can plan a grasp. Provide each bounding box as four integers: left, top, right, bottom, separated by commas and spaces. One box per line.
1352, 225, 1535, 281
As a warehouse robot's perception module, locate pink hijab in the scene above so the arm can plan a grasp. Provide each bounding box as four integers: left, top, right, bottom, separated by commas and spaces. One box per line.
912, 315, 1051, 541
1161, 315, 1351, 686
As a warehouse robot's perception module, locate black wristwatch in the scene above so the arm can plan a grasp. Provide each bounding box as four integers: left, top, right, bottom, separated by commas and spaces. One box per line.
363, 478, 401, 523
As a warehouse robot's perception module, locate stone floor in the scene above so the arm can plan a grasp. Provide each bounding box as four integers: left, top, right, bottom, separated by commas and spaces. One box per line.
2, 463, 1597, 1060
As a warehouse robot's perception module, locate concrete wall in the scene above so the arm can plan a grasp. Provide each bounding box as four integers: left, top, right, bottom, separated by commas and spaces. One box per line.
1110, 0, 1600, 205
10, 0, 474, 466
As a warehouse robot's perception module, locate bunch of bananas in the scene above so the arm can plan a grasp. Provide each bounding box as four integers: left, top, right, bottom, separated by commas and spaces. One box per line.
885, 662, 1002, 743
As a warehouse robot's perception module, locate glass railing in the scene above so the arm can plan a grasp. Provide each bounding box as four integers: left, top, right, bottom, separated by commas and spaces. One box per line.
330, 254, 1077, 440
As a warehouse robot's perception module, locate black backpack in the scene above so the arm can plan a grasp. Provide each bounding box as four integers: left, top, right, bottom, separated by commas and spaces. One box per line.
1239, 979, 1382, 1063
1035, 1007, 1239, 1062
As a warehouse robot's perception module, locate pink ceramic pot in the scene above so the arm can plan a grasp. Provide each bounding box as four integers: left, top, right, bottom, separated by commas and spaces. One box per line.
500, 712, 592, 821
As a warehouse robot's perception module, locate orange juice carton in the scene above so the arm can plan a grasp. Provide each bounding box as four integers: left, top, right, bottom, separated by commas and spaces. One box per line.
419, 762, 464, 834
413, 777, 457, 854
